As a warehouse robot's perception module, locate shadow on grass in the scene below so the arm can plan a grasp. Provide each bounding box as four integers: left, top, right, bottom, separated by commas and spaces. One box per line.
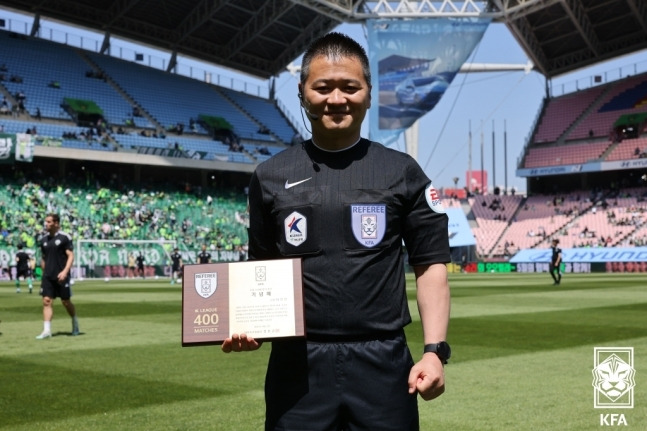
0, 355, 225, 427
448, 302, 647, 361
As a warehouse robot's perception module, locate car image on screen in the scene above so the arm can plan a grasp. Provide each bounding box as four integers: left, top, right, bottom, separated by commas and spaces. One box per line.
394, 75, 449, 108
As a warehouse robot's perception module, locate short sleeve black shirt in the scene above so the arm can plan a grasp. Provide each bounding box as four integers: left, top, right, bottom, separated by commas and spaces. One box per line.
16, 251, 30, 271
40, 231, 73, 279
247, 139, 450, 337
198, 251, 211, 263
171, 252, 182, 270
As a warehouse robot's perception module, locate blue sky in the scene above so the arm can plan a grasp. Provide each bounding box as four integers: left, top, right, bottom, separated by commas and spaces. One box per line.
277, 22, 647, 194
2, 8, 646, 193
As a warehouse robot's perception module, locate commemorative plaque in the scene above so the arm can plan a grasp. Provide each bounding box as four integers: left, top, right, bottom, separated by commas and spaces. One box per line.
181, 258, 305, 346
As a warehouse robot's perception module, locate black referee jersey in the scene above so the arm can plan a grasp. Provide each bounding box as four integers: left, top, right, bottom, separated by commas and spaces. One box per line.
40, 231, 73, 279
248, 138, 450, 337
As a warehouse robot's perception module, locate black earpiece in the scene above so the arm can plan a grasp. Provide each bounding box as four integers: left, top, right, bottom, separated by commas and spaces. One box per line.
298, 93, 319, 121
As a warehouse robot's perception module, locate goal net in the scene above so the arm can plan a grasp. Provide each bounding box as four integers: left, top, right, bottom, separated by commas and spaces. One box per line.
75, 239, 177, 280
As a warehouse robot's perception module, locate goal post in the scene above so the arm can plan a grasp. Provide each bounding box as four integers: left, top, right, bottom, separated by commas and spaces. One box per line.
75, 239, 177, 280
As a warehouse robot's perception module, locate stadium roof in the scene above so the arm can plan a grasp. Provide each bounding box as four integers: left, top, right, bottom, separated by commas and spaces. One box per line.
0, 0, 646, 79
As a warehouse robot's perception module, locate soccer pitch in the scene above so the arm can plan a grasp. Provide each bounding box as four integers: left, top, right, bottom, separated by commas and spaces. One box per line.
1, 272, 645, 430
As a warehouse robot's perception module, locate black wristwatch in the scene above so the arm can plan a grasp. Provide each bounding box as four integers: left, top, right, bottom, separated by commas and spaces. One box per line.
424, 341, 451, 364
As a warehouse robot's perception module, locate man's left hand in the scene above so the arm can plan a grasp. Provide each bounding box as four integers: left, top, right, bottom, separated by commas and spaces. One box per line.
407, 353, 445, 400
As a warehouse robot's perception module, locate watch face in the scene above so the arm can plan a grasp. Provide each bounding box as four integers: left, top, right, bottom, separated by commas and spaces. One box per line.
424, 342, 451, 362
438, 342, 451, 359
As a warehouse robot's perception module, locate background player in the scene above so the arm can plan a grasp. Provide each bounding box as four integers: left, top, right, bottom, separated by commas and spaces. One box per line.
136, 252, 145, 278
197, 244, 211, 264
550, 238, 562, 285
170, 247, 182, 284
36, 213, 79, 339
15, 243, 33, 293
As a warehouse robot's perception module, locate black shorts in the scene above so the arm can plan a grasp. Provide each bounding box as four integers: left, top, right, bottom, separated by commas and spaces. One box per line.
17, 268, 31, 278
40, 276, 72, 300
265, 330, 418, 431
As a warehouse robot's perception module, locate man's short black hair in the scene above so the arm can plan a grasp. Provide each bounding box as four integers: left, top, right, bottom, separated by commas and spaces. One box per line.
300, 32, 371, 85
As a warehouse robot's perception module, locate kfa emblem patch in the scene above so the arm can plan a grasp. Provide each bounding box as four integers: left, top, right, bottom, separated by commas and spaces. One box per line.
351, 204, 386, 248
425, 183, 445, 213
284, 211, 307, 247
194, 272, 217, 299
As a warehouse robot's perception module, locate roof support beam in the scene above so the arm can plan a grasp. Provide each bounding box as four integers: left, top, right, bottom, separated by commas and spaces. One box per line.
506, 14, 551, 76
106, 0, 141, 27
173, 0, 228, 46
226, 0, 292, 59
30, 12, 40, 36
491, 0, 562, 20
625, 0, 647, 34
561, 0, 601, 57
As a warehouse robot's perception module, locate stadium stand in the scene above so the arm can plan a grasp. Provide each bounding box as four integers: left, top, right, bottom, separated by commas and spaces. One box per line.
606, 137, 647, 161
0, 31, 133, 124
468, 194, 523, 255
524, 140, 611, 168
533, 85, 608, 144
0, 29, 297, 165
0, 171, 248, 255
567, 74, 647, 141
481, 189, 647, 258
86, 51, 277, 142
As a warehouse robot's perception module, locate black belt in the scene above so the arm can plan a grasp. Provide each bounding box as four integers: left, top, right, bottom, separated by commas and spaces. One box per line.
306, 329, 404, 343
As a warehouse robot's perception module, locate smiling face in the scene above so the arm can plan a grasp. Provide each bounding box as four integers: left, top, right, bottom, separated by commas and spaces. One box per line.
299, 54, 371, 150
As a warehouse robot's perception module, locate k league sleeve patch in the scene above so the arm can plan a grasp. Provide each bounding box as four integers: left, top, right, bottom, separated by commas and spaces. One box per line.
425, 183, 445, 213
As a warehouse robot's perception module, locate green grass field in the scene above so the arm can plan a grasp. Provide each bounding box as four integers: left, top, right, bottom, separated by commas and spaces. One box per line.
1, 272, 645, 430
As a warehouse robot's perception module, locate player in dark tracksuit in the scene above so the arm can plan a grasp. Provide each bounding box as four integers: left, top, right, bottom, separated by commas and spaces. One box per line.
549, 238, 562, 285
221, 33, 451, 431
15, 243, 33, 293
197, 244, 211, 264
170, 248, 182, 284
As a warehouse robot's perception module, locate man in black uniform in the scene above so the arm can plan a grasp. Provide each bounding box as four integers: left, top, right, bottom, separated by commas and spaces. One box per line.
549, 238, 562, 285
170, 247, 182, 284
136, 252, 145, 279
15, 243, 33, 293
197, 244, 211, 264
36, 213, 79, 339
222, 33, 451, 430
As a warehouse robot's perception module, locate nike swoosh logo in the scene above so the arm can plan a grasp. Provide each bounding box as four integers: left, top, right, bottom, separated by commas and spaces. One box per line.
285, 177, 312, 189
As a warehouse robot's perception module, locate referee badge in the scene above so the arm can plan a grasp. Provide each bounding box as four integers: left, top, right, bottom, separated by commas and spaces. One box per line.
351, 204, 386, 247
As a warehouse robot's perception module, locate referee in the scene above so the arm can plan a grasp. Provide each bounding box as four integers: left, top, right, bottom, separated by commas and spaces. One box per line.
222, 33, 451, 430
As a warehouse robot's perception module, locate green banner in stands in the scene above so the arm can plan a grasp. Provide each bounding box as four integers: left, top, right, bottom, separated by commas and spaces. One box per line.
63, 98, 105, 127
63, 98, 104, 115
198, 114, 233, 131
613, 112, 647, 127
